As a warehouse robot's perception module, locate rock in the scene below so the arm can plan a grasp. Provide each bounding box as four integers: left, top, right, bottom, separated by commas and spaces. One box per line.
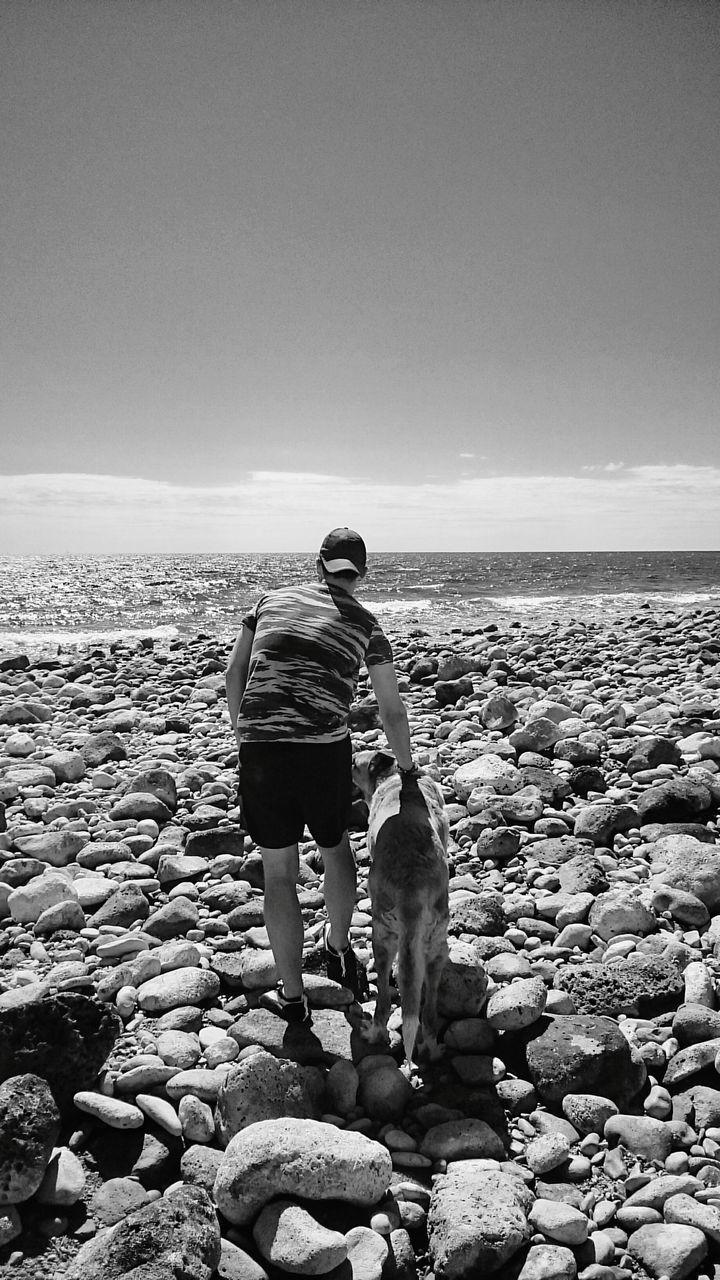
0, 1074, 60, 1205
517, 1243, 577, 1280
357, 1062, 414, 1123
213, 1117, 392, 1227
526, 1132, 571, 1175
557, 853, 608, 895
486, 977, 547, 1031
420, 1118, 505, 1162
428, 1165, 532, 1278
0, 992, 121, 1112
437, 941, 489, 1019
663, 1037, 720, 1086
73, 1092, 144, 1129
510, 719, 563, 753
109, 790, 173, 823
555, 957, 684, 1020
529, 1198, 588, 1245
572, 804, 638, 846
91, 881, 150, 927
450, 892, 504, 937
645, 836, 720, 911
137, 968, 221, 1013
12, 830, 88, 867
637, 779, 714, 825
562, 1094, 618, 1135
345, 1224, 389, 1280
45, 750, 86, 783
215, 1051, 322, 1146
34, 1145, 86, 1205
588, 889, 656, 940
216, 1237, 269, 1280
125, 767, 178, 811
252, 1198, 347, 1273
62, 1184, 221, 1280
7, 870, 78, 923
144, 895, 200, 939
604, 1114, 673, 1162
81, 731, 127, 766
627, 1222, 707, 1280
524, 1015, 646, 1108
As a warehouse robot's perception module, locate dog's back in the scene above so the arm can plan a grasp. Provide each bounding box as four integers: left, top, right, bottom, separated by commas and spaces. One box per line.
367, 771, 449, 1063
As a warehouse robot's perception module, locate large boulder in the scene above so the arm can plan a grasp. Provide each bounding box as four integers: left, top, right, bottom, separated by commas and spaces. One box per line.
62, 1184, 220, 1280
0, 993, 121, 1113
213, 1117, 392, 1227
522, 1015, 646, 1108
428, 1165, 532, 1278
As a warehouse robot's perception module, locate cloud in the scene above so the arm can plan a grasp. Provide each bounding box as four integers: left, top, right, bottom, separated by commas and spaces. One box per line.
582, 462, 625, 473
1, 465, 719, 552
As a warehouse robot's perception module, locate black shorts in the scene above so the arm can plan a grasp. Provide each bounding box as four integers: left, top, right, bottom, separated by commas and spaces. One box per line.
238, 737, 353, 849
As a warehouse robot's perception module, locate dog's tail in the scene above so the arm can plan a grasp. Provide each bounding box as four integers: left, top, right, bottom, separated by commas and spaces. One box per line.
396, 904, 430, 1065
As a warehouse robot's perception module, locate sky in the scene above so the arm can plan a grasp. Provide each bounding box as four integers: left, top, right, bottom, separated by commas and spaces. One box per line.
2, 0, 718, 553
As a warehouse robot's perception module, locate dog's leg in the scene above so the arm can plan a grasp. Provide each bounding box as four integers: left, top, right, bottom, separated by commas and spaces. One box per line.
369, 913, 396, 1048
417, 925, 448, 1062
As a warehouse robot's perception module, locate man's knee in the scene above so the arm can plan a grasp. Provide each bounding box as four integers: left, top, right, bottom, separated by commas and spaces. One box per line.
260, 844, 299, 884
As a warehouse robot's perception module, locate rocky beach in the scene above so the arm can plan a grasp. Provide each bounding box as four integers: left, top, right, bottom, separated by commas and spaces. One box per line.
1, 605, 720, 1280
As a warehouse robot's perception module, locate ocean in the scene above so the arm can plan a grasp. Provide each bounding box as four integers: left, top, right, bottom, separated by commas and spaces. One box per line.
1, 551, 719, 656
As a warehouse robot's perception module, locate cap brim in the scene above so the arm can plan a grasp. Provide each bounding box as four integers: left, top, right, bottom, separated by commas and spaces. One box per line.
321, 556, 361, 574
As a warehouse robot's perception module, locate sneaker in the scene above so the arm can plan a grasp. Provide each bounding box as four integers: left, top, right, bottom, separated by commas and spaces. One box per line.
322, 923, 370, 1001
258, 984, 312, 1026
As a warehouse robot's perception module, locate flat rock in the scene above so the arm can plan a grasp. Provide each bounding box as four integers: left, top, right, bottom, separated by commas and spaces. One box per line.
523, 1015, 646, 1108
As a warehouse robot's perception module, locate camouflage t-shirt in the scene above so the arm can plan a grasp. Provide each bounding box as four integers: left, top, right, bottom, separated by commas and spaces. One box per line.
236, 582, 393, 743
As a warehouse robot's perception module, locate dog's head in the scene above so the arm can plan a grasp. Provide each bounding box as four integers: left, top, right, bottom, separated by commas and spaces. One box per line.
352, 749, 397, 803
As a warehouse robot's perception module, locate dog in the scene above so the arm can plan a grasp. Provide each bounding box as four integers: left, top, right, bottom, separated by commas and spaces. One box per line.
352, 750, 450, 1066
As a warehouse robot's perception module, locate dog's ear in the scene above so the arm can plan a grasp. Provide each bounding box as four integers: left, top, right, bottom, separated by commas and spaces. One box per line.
369, 750, 396, 782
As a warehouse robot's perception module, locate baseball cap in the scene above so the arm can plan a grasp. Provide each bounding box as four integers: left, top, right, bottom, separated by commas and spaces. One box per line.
319, 527, 367, 575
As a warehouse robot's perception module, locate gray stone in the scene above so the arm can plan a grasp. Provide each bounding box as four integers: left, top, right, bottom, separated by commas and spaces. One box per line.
213, 1117, 392, 1227
428, 1166, 532, 1278
627, 1223, 707, 1280
252, 1198, 347, 1274
215, 1050, 323, 1146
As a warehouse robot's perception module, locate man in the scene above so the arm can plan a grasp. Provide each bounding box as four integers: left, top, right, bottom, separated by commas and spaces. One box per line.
225, 527, 414, 1024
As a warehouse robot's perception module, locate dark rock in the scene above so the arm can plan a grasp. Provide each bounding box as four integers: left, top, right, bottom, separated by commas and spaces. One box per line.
626, 736, 683, 775
435, 677, 474, 707
637, 778, 715, 824
0, 992, 121, 1113
90, 882, 150, 928
555, 957, 684, 1019
62, 1184, 221, 1280
0, 1073, 60, 1204
184, 827, 246, 859
522, 1014, 646, 1108
568, 767, 608, 798
449, 891, 504, 937
81, 731, 127, 767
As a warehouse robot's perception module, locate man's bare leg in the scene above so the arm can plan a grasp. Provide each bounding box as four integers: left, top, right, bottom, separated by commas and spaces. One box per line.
260, 844, 304, 999
320, 831, 356, 952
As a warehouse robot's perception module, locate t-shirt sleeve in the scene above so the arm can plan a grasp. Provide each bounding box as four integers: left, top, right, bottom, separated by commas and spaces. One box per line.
365, 622, 393, 667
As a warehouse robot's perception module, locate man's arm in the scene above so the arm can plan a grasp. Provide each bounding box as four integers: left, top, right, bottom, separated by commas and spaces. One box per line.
225, 625, 254, 741
368, 662, 414, 771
